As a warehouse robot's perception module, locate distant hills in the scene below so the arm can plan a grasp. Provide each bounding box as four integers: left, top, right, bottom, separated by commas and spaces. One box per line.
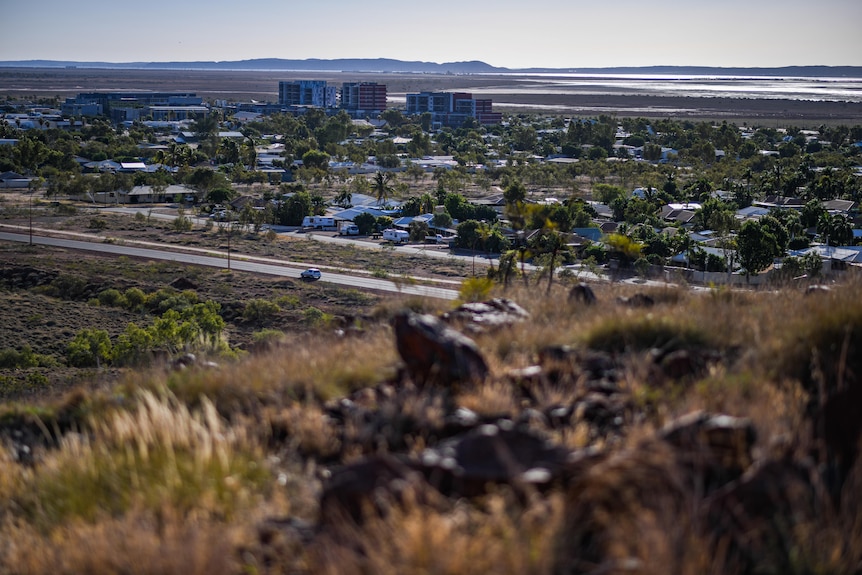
1, 58, 860, 77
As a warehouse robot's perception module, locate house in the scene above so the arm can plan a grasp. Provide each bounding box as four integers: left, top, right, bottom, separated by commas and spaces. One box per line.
822, 199, 856, 214
573, 227, 603, 242
661, 203, 701, 226
0, 171, 32, 189
119, 162, 147, 172
788, 245, 862, 274
83, 160, 121, 173
735, 205, 771, 222
754, 195, 804, 210
660, 206, 698, 226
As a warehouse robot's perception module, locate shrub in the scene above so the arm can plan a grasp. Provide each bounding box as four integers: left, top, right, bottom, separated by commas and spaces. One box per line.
276, 294, 301, 309
0, 345, 40, 369
775, 292, 862, 397
252, 329, 285, 346
97, 288, 126, 308
111, 322, 154, 367
46, 275, 89, 300
67, 329, 112, 368
88, 218, 107, 231
303, 307, 332, 327
123, 287, 146, 311
583, 315, 710, 354
459, 276, 494, 303
25, 372, 49, 387
242, 299, 281, 322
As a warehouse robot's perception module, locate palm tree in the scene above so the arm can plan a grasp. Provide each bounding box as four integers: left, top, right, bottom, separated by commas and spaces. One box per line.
334, 190, 353, 208
538, 227, 569, 294
477, 221, 494, 272
372, 171, 394, 207
218, 139, 240, 165
242, 136, 257, 169
420, 192, 435, 214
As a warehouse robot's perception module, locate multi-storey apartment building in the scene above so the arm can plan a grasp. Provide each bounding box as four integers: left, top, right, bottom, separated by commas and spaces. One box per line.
278, 80, 338, 108
405, 91, 502, 127
62, 92, 205, 122
340, 82, 387, 115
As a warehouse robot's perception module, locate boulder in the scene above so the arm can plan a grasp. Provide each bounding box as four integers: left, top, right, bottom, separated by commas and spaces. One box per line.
617, 293, 655, 307
393, 311, 489, 387
170, 276, 198, 290
659, 411, 757, 494
568, 282, 597, 305
703, 454, 823, 574
416, 422, 572, 498
319, 454, 434, 527
442, 298, 529, 333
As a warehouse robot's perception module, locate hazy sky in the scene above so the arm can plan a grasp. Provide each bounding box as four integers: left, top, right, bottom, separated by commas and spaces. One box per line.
3, 0, 861, 68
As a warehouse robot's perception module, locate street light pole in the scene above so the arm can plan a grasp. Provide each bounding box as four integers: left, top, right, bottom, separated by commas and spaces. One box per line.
28, 190, 33, 245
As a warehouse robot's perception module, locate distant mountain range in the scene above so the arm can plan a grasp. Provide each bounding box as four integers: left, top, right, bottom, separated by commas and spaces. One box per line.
1, 58, 861, 77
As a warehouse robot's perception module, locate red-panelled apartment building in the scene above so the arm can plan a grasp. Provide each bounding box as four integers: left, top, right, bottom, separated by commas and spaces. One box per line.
340, 82, 388, 115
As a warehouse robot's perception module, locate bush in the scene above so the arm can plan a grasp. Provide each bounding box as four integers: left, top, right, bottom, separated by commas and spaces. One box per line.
11, 393, 268, 528
252, 329, 285, 346
243, 299, 281, 322
46, 275, 89, 300
123, 287, 146, 311
97, 288, 126, 308
0, 345, 55, 369
776, 293, 862, 397
303, 307, 332, 327
584, 315, 710, 354
67, 329, 112, 368
88, 218, 107, 230
459, 276, 494, 303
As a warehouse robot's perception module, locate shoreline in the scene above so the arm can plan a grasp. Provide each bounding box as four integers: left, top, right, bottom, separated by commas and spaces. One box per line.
2, 67, 860, 124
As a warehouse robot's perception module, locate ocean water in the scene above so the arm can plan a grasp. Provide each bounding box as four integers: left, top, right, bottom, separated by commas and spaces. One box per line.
469, 74, 862, 104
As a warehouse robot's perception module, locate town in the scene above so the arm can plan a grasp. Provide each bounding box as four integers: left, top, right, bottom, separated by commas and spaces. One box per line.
3, 77, 861, 288
2, 67, 862, 575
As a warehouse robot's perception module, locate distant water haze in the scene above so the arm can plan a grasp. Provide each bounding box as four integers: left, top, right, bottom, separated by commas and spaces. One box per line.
463, 74, 862, 104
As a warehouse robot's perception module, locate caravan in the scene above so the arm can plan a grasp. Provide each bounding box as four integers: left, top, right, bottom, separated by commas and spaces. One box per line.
382, 229, 409, 244
302, 216, 336, 229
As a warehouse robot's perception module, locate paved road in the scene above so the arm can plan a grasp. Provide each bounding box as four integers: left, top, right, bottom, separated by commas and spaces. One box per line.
0, 232, 460, 301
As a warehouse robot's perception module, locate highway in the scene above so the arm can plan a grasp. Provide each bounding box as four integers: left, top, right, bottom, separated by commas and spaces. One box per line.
0, 231, 460, 301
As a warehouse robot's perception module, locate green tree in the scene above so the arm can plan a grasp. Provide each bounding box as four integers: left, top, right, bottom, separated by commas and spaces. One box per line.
112, 322, 154, 366
334, 189, 353, 208
432, 211, 453, 229
593, 183, 626, 204
67, 328, 112, 368
301, 149, 329, 171
737, 220, 778, 277
353, 212, 376, 235
408, 219, 430, 242
279, 190, 312, 226
818, 213, 853, 246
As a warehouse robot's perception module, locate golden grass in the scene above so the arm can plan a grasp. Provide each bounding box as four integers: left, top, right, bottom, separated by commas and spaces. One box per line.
311, 492, 564, 575
2, 277, 862, 573
3, 392, 269, 531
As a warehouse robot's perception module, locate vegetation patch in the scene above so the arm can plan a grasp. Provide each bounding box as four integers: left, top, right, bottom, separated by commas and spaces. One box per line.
582, 314, 711, 354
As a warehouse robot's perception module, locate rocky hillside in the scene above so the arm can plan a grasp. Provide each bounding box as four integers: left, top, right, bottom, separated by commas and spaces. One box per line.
0, 274, 860, 574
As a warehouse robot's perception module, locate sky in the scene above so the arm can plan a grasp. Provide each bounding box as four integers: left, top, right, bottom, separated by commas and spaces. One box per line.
3, 0, 861, 69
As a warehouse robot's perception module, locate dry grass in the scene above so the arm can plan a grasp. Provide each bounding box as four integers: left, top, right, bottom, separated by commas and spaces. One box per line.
1, 274, 861, 573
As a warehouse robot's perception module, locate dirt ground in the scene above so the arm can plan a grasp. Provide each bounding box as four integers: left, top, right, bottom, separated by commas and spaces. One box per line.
3, 67, 861, 123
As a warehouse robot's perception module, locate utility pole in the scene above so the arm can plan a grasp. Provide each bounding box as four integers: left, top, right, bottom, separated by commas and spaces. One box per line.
227, 223, 231, 270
